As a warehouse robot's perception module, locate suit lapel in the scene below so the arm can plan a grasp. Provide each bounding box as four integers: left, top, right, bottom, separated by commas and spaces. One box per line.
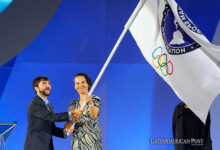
36, 95, 53, 113
47, 103, 54, 113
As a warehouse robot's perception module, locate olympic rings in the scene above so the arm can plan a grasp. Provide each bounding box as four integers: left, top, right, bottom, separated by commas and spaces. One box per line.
152, 46, 163, 59
152, 54, 162, 68
152, 46, 174, 76
158, 53, 167, 67
160, 62, 168, 76
167, 61, 174, 75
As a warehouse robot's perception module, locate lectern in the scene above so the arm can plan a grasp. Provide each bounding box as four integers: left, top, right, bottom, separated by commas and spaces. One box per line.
0, 122, 17, 149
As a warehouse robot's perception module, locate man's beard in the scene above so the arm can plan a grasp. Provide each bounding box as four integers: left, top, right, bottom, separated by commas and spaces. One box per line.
39, 89, 51, 96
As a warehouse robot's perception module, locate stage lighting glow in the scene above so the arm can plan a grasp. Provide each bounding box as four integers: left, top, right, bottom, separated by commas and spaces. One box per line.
0, 0, 13, 14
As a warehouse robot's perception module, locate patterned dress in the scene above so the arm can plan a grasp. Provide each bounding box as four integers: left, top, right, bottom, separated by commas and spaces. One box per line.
68, 95, 102, 150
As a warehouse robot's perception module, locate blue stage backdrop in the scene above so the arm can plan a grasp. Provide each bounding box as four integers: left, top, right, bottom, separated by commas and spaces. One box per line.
0, 0, 219, 150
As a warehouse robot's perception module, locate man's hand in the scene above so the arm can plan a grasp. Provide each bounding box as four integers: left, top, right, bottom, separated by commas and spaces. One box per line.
71, 108, 83, 116
64, 122, 75, 135
72, 115, 79, 123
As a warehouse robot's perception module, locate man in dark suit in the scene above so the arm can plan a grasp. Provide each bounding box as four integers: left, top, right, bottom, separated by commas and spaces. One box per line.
172, 102, 212, 150
24, 76, 83, 150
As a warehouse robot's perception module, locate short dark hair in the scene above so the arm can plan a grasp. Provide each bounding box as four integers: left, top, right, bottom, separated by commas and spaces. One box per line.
32, 76, 49, 93
74, 73, 92, 90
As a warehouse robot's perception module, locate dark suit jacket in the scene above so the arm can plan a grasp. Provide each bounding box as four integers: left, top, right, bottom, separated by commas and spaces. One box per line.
172, 102, 212, 150
24, 96, 69, 150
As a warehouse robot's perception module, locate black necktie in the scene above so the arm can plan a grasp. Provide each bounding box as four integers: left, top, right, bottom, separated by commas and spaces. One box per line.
47, 103, 54, 113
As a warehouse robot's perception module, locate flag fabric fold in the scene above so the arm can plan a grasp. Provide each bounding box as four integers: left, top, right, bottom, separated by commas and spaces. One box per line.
129, 0, 220, 123
167, 0, 220, 67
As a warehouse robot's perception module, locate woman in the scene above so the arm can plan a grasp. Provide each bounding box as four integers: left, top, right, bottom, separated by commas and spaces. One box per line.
68, 73, 102, 150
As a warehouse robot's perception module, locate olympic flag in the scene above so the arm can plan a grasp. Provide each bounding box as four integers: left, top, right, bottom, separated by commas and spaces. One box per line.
129, 0, 220, 123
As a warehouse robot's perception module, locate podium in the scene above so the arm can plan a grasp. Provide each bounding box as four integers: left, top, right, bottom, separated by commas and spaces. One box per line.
0, 121, 17, 149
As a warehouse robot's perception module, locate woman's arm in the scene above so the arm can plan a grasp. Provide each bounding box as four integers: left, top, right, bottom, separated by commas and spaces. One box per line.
87, 96, 100, 119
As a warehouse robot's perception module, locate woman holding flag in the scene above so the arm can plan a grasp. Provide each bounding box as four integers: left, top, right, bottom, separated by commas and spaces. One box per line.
67, 73, 102, 150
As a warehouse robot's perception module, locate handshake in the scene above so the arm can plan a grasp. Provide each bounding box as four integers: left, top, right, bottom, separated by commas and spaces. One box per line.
64, 108, 84, 135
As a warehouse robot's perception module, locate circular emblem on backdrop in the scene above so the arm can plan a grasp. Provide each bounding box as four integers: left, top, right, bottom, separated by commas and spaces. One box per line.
161, 4, 201, 55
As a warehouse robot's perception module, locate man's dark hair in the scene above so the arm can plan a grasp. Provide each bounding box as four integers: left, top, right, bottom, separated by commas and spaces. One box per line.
32, 76, 49, 93
74, 73, 92, 90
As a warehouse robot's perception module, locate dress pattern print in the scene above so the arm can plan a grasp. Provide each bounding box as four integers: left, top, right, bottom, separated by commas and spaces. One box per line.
68, 95, 102, 150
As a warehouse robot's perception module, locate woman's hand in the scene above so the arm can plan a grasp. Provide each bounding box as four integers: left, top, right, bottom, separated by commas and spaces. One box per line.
71, 108, 84, 116
86, 95, 94, 106
81, 95, 94, 106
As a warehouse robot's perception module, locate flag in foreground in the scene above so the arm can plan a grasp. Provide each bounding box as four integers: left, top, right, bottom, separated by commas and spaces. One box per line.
129, 0, 220, 123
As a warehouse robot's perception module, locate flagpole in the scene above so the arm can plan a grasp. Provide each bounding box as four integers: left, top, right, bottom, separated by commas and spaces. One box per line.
81, 0, 147, 108
68, 0, 147, 133
89, 0, 147, 95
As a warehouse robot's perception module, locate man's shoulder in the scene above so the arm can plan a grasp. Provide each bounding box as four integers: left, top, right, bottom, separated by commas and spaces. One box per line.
173, 102, 185, 120
175, 102, 184, 110
29, 96, 43, 105
27, 96, 43, 112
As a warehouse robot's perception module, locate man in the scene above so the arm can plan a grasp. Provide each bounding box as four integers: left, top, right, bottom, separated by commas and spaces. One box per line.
24, 76, 83, 150
172, 102, 212, 150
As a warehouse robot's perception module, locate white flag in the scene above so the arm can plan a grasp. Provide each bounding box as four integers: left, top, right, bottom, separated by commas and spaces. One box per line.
129, 0, 220, 123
